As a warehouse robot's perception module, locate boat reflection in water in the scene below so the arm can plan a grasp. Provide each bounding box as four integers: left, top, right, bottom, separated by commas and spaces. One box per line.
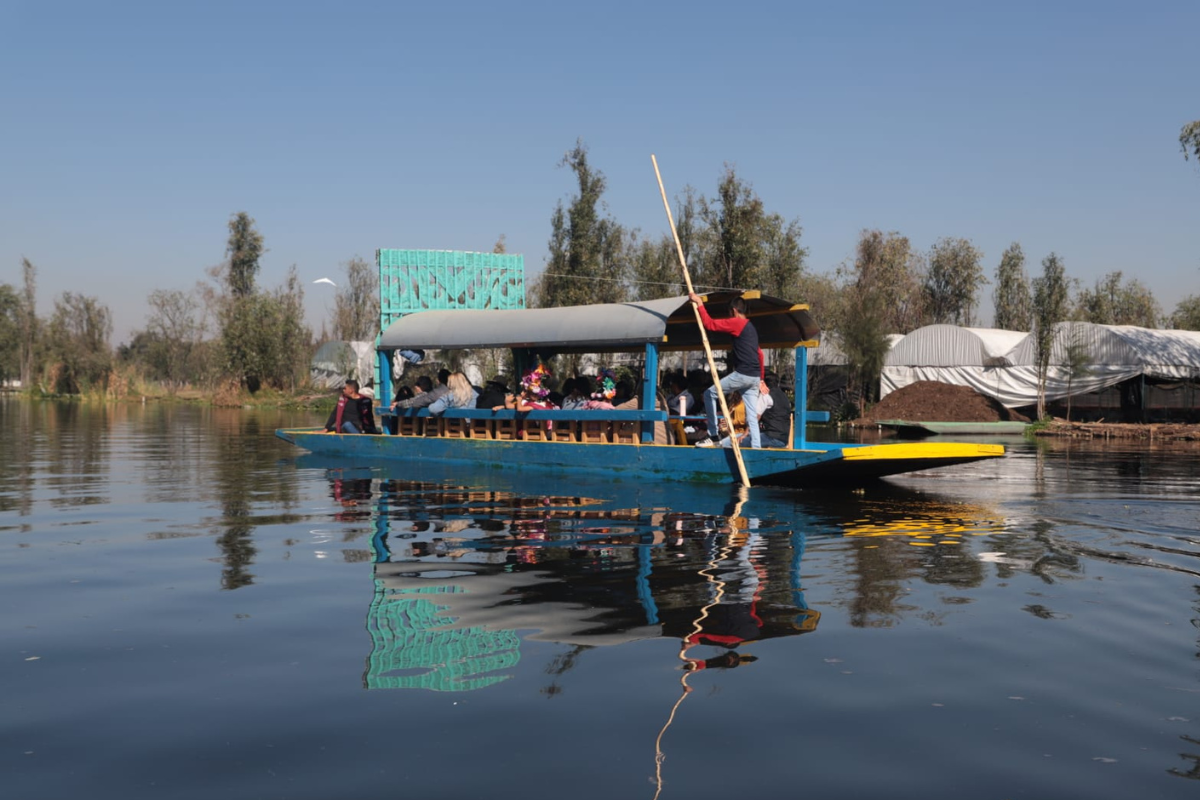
305, 456, 1009, 698
308, 457, 824, 693
365, 487, 820, 692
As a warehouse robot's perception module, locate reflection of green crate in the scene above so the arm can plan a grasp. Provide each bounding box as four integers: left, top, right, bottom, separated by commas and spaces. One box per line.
376, 249, 525, 331
364, 582, 521, 692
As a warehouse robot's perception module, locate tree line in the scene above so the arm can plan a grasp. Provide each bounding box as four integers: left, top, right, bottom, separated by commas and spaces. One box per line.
0, 213, 380, 397
534, 139, 1200, 413
2, 127, 1197, 398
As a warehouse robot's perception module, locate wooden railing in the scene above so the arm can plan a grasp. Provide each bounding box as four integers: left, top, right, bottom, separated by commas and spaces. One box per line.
380, 407, 670, 444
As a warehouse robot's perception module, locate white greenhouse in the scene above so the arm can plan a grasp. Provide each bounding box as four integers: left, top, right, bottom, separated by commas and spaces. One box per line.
881, 322, 1200, 417
881, 325, 1028, 405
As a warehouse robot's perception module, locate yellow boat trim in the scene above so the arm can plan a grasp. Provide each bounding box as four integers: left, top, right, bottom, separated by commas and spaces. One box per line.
840, 443, 1005, 461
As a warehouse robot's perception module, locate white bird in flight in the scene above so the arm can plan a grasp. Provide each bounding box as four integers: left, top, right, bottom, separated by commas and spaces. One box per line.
313, 278, 337, 287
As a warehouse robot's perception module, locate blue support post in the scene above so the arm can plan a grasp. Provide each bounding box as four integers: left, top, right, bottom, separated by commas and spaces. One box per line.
642, 343, 659, 443
377, 346, 392, 435
635, 542, 660, 625
793, 345, 810, 449
371, 479, 392, 562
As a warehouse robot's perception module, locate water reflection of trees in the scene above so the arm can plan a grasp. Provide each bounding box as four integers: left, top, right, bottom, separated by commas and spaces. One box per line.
0, 401, 115, 510
208, 409, 303, 590
0, 400, 36, 521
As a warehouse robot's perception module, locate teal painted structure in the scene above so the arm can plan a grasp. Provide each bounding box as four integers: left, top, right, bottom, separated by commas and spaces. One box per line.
376, 249, 525, 330
374, 248, 525, 390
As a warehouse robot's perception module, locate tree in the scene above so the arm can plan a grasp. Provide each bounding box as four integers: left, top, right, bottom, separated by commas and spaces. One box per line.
693, 167, 807, 298
1181, 120, 1200, 163
1031, 253, 1071, 419
265, 267, 311, 391
217, 213, 268, 390
226, 212, 264, 298
45, 292, 112, 394
824, 230, 922, 415
140, 288, 205, 392
1060, 323, 1093, 422
1073, 271, 1160, 327
0, 284, 19, 383
332, 256, 379, 341
19, 257, 37, 388
1167, 295, 1200, 330
993, 243, 1032, 331
629, 234, 681, 301
537, 140, 628, 308
492, 235, 507, 254
923, 237, 986, 325
838, 230, 926, 334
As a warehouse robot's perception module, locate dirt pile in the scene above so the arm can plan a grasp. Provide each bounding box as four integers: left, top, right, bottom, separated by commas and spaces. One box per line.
855, 381, 1029, 424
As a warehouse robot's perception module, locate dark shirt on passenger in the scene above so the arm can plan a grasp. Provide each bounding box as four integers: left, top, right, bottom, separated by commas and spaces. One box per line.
325, 396, 364, 432
759, 386, 791, 442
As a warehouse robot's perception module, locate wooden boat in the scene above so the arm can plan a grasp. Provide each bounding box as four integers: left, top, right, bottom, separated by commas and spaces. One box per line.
276, 293, 1004, 485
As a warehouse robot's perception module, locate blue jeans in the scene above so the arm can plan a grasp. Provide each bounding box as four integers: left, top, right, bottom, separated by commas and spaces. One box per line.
341, 421, 361, 434
721, 433, 788, 449
704, 371, 761, 448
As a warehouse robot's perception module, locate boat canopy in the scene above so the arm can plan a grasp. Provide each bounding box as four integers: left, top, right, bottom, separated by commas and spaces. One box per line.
378, 292, 820, 353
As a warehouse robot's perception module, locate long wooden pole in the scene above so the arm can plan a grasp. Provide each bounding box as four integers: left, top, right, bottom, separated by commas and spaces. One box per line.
651, 154, 751, 488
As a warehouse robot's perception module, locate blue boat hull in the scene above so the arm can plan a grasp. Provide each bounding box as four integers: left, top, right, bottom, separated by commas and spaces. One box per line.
275, 428, 1004, 486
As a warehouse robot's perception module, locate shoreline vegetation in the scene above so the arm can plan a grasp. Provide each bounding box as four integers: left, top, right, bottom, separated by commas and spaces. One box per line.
0, 383, 333, 411
1032, 419, 1200, 441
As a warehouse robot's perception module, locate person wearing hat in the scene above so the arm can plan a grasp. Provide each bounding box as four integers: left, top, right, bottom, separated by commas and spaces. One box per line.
475, 374, 510, 410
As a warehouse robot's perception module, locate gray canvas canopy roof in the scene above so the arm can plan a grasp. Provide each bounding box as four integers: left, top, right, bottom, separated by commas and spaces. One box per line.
378, 292, 820, 353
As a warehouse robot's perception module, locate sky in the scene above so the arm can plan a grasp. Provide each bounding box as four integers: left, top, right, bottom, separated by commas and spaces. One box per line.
1, 0, 1197, 343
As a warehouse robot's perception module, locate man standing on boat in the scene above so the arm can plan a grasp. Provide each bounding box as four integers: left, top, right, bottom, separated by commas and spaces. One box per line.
688, 293, 764, 449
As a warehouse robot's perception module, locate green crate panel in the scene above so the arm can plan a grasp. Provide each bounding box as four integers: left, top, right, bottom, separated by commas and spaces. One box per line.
377, 249, 525, 331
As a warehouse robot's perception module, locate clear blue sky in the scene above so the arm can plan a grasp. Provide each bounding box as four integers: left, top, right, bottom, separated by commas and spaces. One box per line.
2, 0, 1196, 342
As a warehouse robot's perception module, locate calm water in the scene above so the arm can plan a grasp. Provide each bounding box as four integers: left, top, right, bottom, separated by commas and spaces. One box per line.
2, 400, 1199, 800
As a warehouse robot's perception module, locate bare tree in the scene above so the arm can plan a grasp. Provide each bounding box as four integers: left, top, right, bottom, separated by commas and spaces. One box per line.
332, 256, 379, 341
144, 288, 205, 393
19, 258, 37, 389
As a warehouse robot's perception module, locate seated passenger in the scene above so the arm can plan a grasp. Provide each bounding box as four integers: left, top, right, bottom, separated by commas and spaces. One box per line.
495, 363, 559, 412
613, 379, 634, 406
476, 375, 509, 409
755, 371, 791, 449
391, 371, 450, 411
325, 379, 371, 434
665, 372, 696, 416
582, 369, 617, 410
427, 371, 479, 415
357, 385, 379, 434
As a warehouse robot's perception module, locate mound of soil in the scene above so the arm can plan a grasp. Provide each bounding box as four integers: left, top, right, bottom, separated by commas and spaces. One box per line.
855, 381, 1029, 424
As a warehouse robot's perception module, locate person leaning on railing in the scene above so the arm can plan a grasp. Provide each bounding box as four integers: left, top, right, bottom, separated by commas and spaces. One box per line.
427, 372, 479, 415
391, 369, 450, 411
